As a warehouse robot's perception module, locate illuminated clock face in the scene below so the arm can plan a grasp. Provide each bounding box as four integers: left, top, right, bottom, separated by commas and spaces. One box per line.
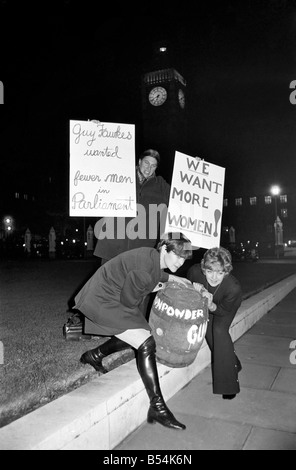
148, 86, 167, 106
178, 89, 185, 108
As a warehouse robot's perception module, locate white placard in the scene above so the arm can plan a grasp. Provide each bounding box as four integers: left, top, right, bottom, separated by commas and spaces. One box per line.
165, 151, 225, 249
69, 120, 137, 217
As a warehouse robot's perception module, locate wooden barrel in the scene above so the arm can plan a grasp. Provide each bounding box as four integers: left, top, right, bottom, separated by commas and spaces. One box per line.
149, 282, 208, 368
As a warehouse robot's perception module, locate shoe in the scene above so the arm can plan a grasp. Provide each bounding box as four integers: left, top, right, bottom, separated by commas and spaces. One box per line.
223, 394, 236, 400
80, 348, 107, 374
80, 337, 130, 374
147, 398, 186, 430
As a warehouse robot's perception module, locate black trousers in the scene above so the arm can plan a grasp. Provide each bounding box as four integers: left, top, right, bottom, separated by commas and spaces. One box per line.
206, 313, 240, 395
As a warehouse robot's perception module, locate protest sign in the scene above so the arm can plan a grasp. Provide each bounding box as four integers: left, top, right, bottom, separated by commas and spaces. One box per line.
165, 151, 225, 249
69, 120, 136, 217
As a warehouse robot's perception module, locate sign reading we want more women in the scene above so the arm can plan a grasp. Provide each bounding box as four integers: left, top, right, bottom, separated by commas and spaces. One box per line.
69, 120, 137, 217
165, 151, 225, 249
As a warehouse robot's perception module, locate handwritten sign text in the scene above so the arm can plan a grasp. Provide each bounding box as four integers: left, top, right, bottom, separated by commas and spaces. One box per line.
69, 120, 136, 217
165, 151, 225, 249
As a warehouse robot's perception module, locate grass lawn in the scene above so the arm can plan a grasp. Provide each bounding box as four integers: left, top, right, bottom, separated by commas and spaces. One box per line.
0, 256, 295, 428
0, 258, 135, 428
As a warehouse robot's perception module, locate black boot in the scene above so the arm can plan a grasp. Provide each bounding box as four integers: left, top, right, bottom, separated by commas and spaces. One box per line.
137, 336, 186, 431
80, 337, 130, 374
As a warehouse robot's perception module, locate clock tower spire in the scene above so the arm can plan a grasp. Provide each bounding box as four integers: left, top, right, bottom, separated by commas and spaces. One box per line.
140, 43, 188, 181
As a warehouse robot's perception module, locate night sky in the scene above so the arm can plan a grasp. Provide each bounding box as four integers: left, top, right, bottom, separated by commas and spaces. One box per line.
1, 1, 296, 203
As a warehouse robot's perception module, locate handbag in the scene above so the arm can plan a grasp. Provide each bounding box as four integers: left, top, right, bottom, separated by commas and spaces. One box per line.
63, 310, 92, 341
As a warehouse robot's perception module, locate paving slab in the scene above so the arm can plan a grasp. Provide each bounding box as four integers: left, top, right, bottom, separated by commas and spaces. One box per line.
260, 299, 296, 319
234, 336, 293, 369
237, 363, 279, 390
117, 367, 296, 449
116, 414, 252, 451
237, 333, 293, 349
271, 367, 296, 393
243, 427, 296, 450
248, 323, 296, 338
169, 376, 296, 434
260, 310, 296, 324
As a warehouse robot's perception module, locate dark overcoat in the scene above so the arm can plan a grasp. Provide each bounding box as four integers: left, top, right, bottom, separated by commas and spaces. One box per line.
93, 172, 170, 261
187, 264, 243, 395
74, 247, 169, 336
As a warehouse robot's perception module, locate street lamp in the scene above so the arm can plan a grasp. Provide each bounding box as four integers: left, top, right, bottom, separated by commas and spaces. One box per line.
3, 216, 13, 234
270, 185, 281, 259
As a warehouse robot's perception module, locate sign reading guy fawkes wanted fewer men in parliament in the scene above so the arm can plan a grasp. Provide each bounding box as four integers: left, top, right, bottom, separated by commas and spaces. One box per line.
69, 120, 137, 217
165, 151, 225, 249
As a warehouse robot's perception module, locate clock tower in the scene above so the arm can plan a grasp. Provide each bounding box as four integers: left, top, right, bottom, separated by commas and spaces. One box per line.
140, 48, 188, 181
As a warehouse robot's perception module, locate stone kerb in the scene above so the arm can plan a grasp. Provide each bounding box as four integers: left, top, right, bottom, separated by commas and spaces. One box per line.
230, 274, 296, 342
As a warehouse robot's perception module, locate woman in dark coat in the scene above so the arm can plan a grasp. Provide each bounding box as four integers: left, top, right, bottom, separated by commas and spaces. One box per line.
74, 232, 192, 430
187, 247, 242, 399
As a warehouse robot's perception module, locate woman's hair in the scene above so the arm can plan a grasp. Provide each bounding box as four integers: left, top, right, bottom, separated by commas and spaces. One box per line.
157, 232, 192, 260
201, 246, 233, 274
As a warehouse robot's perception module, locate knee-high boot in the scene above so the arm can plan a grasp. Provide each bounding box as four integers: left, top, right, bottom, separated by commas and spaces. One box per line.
137, 336, 186, 430
80, 336, 130, 374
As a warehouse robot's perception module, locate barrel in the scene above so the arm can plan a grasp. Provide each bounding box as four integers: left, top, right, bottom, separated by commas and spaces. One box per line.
149, 282, 208, 368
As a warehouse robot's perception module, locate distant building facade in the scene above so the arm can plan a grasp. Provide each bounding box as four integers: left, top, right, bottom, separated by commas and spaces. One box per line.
221, 186, 296, 255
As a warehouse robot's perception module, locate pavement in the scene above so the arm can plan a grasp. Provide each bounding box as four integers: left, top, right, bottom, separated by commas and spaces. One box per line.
115, 286, 296, 451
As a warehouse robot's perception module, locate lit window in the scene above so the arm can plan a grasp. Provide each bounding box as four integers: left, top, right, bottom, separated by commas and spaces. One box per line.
24, 194, 28, 200
265, 196, 272, 204
235, 198, 242, 206
250, 197, 257, 206
15, 192, 19, 199
281, 208, 288, 218
280, 194, 287, 203
223, 198, 228, 207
